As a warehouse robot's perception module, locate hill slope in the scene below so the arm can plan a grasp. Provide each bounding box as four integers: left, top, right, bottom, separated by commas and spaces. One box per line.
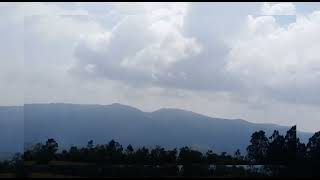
23, 103, 312, 153
0, 106, 23, 154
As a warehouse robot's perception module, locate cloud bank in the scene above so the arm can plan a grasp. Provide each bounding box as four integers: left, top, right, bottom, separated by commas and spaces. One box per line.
1, 2, 319, 132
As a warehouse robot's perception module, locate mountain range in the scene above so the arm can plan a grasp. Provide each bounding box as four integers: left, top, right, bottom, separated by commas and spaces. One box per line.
0, 103, 313, 156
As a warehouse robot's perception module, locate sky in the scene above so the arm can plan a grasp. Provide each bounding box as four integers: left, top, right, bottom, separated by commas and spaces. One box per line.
0, 2, 319, 132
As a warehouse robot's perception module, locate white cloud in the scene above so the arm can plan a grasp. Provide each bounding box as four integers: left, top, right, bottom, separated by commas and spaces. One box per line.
247, 15, 282, 35
261, 2, 296, 15
226, 10, 320, 105
78, 31, 112, 52
1, 2, 319, 132
71, 3, 202, 82
120, 28, 202, 74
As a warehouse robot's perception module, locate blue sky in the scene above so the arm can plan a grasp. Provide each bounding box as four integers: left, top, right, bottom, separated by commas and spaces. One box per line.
0, 2, 320, 132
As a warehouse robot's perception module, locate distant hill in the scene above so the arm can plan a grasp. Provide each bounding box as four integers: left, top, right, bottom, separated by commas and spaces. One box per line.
0, 106, 23, 154
21, 103, 312, 154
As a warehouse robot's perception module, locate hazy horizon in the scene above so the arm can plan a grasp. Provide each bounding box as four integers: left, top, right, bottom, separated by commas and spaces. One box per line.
0, 101, 314, 133
1, 2, 320, 132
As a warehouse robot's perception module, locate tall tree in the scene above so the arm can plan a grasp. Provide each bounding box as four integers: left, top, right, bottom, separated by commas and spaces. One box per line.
135, 147, 150, 164
267, 130, 285, 164
247, 130, 269, 164
125, 144, 135, 164
150, 145, 166, 165
31, 138, 59, 164
307, 131, 320, 162
284, 126, 297, 164
178, 147, 203, 165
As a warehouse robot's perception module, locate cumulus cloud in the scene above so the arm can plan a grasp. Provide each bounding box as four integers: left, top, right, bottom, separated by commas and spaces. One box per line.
226, 10, 320, 105
261, 2, 296, 15
69, 3, 203, 87
70, 3, 259, 93
22, 2, 320, 107
1, 2, 319, 131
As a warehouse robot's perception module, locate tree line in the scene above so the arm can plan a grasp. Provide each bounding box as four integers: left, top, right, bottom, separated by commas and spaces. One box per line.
1, 125, 320, 177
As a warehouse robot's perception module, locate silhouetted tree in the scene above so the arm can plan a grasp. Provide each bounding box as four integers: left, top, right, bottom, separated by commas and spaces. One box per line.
124, 144, 135, 164
126, 144, 134, 153
69, 146, 81, 162
247, 130, 269, 164
178, 147, 203, 165
25, 138, 59, 164
307, 131, 320, 162
150, 145, 166, 165
234, 149, 242, 160
164, 148, 177, 164
206, 150, 221, 164
20, 126, 320, 177
283, 126, 297, 164
266, 130, 285, 164
87, 140, 94, 149
107, 139, 123, 164
306, 131, 320, 176
296, 141, 306, 162
135, 147, 150, 164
